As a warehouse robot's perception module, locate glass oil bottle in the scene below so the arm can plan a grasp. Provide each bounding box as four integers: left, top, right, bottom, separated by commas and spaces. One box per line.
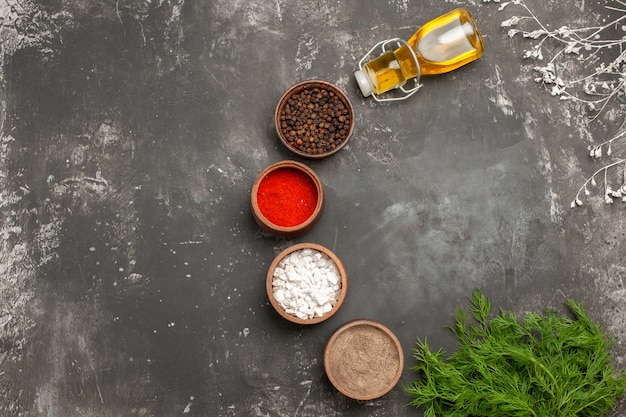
354, 8, 485, 102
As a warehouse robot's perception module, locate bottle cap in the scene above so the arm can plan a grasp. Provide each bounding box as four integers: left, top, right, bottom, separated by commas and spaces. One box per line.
354, 70, 373, 97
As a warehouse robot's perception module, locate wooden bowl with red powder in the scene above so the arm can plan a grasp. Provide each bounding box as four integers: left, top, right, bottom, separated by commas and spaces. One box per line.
251, 160, 324, 238
324, 319, 404, 400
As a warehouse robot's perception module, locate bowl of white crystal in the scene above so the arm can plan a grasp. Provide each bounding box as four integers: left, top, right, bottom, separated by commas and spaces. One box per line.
266, 243, 348, 325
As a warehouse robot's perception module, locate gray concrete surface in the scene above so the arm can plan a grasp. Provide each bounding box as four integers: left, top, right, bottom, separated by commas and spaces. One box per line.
1, 0, 625, 416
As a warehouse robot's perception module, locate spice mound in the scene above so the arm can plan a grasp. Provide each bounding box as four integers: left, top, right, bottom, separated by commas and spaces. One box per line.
257, 167, 318, 227
277, 83, 353, 157
324, 320, 404, 400
271, 248, 342, 320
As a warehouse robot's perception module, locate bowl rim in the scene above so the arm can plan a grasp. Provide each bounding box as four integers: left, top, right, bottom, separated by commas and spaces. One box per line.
251, 160, 324, 237
274, 79, 355, 160
323, 318, 404, 400
266, 242, 348, 325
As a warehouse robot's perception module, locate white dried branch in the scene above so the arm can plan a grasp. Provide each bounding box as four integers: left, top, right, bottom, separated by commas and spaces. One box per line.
488, 0, 626, 208
498, 0, 626, 122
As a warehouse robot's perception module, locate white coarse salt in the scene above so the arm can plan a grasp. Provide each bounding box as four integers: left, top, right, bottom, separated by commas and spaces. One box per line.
272, 248, 341, 320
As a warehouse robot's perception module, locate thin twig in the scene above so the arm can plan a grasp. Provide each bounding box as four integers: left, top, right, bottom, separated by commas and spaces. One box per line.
496, 0, 626, 208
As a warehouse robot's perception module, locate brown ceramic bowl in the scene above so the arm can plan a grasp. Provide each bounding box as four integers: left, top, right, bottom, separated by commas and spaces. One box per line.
324, 319, 404, 400
251, 160, 325, 238
275, 80, 355, 159
266, 243, 348, 325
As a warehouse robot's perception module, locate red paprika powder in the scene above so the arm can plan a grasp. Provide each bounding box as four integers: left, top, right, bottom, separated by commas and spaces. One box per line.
257, 168, 318, 227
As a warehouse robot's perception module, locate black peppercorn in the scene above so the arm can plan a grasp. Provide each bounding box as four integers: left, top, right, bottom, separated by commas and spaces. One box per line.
279, 85, 352, 156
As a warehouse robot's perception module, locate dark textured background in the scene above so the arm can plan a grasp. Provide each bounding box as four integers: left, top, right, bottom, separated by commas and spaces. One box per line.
1, 0, 625, 415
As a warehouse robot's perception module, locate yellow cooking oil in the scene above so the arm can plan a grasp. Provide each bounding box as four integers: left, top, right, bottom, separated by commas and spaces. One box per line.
360, 50, 407, 96
357, 9, 484, 96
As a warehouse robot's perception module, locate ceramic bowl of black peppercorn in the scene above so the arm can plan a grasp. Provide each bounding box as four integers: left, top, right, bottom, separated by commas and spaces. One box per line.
275, 80, 355, 159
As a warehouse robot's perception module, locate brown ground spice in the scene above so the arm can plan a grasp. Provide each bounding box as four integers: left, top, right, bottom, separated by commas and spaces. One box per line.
325, 323, 401, 398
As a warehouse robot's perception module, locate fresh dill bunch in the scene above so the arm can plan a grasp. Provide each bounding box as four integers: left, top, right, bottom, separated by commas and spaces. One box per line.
404, 289, 626, 417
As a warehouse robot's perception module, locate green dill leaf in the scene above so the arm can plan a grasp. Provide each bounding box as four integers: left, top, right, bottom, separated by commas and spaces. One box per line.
404, 289, 626, 417
469, 288, 491, 326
